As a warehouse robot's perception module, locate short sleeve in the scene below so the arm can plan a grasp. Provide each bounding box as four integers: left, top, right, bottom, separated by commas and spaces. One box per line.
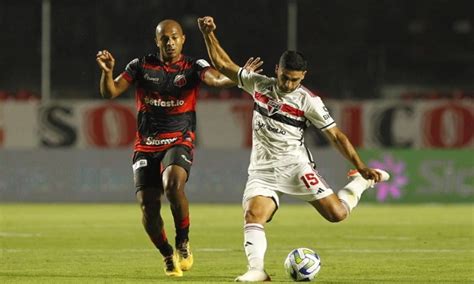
237, 68, 260, 95
304, 96, 336, 131
195, 59, 212, 81
121, 58, 139, 83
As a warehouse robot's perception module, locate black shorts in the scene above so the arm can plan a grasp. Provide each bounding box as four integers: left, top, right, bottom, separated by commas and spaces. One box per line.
132, 145, 193, 189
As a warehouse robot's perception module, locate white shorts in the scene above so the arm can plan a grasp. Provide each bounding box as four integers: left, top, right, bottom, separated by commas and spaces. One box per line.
242, 162, 334, 207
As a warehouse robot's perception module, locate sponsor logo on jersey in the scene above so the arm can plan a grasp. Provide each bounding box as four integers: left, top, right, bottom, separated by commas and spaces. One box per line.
144, 97, 184, 107
144, 136, 179, 146
143, 73, 161, 83
267, 99, 282, 116
173, 74, 187, 87
255, 120, 287, 135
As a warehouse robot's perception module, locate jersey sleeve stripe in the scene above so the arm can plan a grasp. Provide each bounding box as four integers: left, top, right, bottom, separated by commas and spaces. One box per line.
121, 72, 133, 83
199, 66, 212, 81
238, 68, 244, 87
319, 121, 336, 130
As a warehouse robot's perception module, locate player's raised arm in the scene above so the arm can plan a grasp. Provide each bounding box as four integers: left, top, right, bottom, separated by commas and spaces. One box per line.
198, 16, 241, 83
96, 50, 131, 99
202, 57, 264, 88
323, 126, 383, 183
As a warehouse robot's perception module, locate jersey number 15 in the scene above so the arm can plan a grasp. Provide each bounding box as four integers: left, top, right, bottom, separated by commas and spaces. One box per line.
300, 173, 319, 189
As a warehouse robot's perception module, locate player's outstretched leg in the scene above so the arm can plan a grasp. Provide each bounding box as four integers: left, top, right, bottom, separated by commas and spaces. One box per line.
338, 169, 390, 212
163, 165, 193, 271
136, 188, 182, 277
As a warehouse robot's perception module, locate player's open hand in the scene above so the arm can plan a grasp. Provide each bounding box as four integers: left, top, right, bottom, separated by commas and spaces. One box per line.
358, 167, 383, 183
243, 57, 264, 74
96, 50, 115, 73
198, 16, 216, 34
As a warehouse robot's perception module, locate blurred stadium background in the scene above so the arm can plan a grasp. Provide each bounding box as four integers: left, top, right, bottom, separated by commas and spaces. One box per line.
0, 0, 471, 203
0, 0, 473, 282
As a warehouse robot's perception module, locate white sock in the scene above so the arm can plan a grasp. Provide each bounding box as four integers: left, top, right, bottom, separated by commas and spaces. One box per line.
337, 176, 373, 212
243, 223, 266, 270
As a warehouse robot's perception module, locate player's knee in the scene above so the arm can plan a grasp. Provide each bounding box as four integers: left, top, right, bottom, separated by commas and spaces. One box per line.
163, 177, 177, 191
326, 207, 348, 223
244, 208, 266, 224
163, 180, 186, 203
164, 186, 180, 202
136, 188, 160, 213
162, 166, 187, 195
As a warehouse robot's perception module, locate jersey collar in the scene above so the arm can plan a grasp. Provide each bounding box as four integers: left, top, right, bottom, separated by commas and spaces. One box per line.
158, 53, 184, 66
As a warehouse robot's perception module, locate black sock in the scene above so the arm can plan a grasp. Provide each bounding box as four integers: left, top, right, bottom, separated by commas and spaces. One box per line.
175, 227, 189, 246
158, 242, 174, 257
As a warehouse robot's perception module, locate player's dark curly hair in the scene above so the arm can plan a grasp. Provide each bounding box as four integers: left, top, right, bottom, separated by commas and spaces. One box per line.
279, 50, 307, 71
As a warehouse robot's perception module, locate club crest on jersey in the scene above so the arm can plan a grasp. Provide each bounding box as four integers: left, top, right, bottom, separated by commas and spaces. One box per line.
173, 74, 187, 87
267, 100, 282, 116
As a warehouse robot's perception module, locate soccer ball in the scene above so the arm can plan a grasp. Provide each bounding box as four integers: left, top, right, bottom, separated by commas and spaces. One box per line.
284, 248, 321, 281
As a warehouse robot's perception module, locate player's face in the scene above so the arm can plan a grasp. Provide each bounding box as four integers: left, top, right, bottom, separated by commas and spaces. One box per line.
276, 66, 306, 93
155, 25, 185, 62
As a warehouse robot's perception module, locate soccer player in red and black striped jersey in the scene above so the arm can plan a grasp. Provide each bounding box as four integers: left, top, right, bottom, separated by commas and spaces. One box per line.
96, 19, 261, 277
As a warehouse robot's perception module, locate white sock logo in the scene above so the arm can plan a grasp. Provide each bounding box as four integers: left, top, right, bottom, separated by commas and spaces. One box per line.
181, 155, 192, 164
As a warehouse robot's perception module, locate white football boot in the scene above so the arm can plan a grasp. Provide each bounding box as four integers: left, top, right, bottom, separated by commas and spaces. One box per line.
234, 268, 271, 282
347, 168, 390, 188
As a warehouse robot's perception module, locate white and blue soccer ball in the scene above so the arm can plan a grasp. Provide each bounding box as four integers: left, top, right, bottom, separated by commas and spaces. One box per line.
284, 248, 321, 281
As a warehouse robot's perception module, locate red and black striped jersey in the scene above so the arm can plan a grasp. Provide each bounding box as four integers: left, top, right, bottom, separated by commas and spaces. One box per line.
121, 53, 211, 152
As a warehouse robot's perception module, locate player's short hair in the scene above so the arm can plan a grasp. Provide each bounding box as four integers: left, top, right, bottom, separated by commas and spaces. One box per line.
279, 50, 307, 71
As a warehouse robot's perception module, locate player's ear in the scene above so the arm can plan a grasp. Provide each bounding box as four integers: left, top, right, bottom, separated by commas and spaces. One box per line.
154, 36, 159, 47
182, 34, 186, 44
275, 64, 279, 75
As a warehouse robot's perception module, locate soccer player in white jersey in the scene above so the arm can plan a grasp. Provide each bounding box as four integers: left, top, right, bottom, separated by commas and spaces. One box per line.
198, 16, 390, 282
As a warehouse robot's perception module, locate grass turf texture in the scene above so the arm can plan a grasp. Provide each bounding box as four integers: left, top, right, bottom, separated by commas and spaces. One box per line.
1, 204, 472, 283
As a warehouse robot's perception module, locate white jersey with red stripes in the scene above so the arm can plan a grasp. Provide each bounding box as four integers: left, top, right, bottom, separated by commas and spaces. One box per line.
237, 68, 336, 170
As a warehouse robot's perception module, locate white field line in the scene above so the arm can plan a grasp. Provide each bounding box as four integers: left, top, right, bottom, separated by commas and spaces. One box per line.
2, 248, 473, 254
346, 236, 414, 240
0, 232, 42, 237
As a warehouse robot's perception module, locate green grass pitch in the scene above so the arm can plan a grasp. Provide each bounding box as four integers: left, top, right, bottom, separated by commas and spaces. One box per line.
1, 204, 473, 283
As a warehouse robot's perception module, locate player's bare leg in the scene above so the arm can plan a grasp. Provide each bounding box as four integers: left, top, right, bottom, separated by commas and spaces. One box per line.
235, 196, 274, 282
162, 165, 193, 271
309, 169, 390, 221
136, 188, 182, 276
338, 169, 390, 212
309, 194, 348, 222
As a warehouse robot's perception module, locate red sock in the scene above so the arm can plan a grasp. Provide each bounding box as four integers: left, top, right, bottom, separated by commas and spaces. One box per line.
150, 229, 173, 256
175, 216, 190, 245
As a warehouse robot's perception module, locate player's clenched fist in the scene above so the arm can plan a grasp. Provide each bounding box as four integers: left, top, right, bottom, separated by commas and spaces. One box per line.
96, 50, 115, 73
197, 16, 216, 34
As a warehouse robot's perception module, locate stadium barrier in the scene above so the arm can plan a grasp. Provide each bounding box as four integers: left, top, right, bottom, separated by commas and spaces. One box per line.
0, 148, 347, 203
0, 99, 472, 149
0, 99, 472, 202
359, 149, 473, 203
0, 148, 471, 203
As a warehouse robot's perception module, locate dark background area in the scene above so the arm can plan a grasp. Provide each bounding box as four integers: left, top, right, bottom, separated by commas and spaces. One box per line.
1, 0, 473, 99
